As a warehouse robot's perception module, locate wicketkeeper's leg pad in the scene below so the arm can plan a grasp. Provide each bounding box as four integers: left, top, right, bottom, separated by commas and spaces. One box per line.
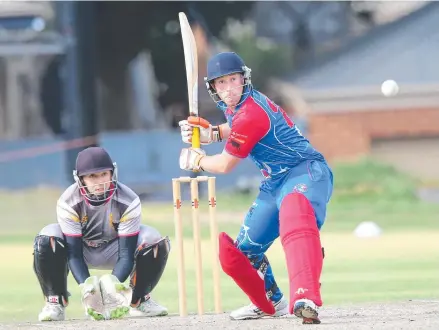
130, 236, 171, 306
218, 232, 275, 315
33, 235, 69, 306
279, 193, 323, 312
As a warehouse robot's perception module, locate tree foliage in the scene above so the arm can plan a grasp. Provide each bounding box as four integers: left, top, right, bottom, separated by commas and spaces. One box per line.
221, 20, 295, 92
95, 1, 254, 123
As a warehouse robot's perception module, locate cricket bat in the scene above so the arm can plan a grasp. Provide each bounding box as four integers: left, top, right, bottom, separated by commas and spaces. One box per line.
179, 12, 201, 149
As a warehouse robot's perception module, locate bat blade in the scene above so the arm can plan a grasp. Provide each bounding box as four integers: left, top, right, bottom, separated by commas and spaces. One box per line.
179, 12, 200, 149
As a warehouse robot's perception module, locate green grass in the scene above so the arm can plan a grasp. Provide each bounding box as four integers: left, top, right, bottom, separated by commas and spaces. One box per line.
0, 158, 438, 322
1, 232, 438, 322
331, 157, 419, 201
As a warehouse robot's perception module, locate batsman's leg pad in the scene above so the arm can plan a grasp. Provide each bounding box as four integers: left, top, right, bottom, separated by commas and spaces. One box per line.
33, 235, 69, 306
279, 193, 323, 312
219, 232, 275, 315
130, 236, 171, 305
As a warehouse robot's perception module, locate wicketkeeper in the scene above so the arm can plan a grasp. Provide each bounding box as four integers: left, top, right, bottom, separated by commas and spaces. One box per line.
179, 52, 333, 324
33, 146, 170, 321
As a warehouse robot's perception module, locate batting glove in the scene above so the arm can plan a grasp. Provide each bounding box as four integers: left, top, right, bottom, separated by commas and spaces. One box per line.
179, 147, 206, 172
179, 116, 222, 145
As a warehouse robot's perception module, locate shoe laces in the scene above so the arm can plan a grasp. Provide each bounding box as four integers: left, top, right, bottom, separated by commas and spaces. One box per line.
138, 297, 160, 311
243, 303, 260, 312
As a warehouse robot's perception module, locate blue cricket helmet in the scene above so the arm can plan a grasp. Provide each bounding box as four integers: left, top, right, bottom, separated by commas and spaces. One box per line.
206, 52, 246, 82
204, 52, 252, 104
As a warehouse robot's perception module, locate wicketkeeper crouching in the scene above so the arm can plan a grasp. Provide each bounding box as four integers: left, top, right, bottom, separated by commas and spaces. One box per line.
32, 147, 170, 321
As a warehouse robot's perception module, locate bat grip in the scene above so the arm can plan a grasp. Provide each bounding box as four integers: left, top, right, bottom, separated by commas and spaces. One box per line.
192, 127, 201, 149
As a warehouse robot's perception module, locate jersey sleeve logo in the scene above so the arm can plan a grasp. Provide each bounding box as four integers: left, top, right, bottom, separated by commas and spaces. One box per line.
229, 132, 247, 151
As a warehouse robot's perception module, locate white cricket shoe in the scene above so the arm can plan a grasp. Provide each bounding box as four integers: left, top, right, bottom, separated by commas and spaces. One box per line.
230, 296, 289, 320
129, 295, 168, 317
38, 302, 65, 321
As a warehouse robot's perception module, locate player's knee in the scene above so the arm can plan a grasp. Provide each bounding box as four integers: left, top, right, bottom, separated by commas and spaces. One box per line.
235, 237, 264, 266
38, 223, 64, 239
137, 224, 162, 246
34, 224, 66, 256
218, 232, 239, 271
279, 192, 318, 239
235, 227, 265, 257
219, 232, 255, 271
235, 234, 252, 255
280, 192, 315, 218
33, 235, 67, 256
136, 236, 170, 264
234, 230, 273, 275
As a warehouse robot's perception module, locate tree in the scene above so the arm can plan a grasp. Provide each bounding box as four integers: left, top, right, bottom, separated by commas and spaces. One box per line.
221, 19, 295, 92
94, 1, 254, 129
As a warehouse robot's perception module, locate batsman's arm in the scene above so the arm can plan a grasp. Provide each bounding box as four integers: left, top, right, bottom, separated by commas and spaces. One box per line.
199, 150, 241, 174
199, 107, 269, 173
112, 197, 141, 282
56, 199, 90, 284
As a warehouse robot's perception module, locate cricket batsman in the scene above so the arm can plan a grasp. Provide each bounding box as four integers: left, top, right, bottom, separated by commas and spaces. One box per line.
179, 52, 333, 324
33, 147, 170, 321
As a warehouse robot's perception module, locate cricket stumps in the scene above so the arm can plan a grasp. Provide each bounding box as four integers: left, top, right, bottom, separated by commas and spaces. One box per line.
172, 176, 222, 316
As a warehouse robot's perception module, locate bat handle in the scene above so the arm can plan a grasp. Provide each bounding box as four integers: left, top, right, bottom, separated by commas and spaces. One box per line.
192, 127, 201, 149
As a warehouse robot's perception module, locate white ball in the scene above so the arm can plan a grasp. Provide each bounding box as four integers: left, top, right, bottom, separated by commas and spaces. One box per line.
381, 80, 399, 97
354, 221, 382, 238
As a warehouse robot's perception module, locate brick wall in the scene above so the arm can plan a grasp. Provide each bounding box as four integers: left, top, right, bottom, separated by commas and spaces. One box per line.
308, 106, 439, 161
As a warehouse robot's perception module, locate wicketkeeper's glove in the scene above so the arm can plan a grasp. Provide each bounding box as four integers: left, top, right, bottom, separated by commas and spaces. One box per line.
79, 276, 105, 321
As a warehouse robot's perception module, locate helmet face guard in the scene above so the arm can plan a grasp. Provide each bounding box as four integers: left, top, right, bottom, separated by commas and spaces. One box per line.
204, 52, 252, 106
73, 163, 118, 203
205, 66, 252, 106
73, 147, 118, 204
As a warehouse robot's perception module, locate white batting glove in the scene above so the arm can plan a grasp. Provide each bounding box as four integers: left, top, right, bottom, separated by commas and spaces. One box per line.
79, 276, 105, 320
179, 147, 206, 172
179, 116, 222, 145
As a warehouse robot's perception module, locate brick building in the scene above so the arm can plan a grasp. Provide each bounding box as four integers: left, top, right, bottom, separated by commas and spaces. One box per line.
272, 2, 439, 180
